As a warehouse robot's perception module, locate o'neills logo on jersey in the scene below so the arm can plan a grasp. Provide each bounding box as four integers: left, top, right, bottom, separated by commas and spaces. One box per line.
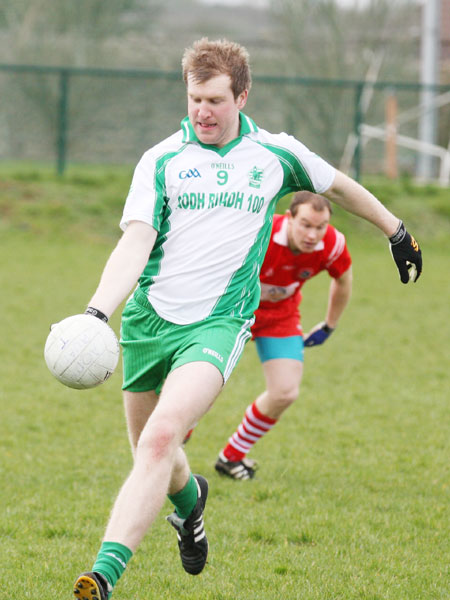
179, 168, 201, 179
248, 166, 264, 189
202, 347, 224, 363
210, 162, 235, 170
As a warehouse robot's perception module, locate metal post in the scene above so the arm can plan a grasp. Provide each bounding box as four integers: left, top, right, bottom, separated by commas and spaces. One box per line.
57, 70, 69, 176
417, 0, 441, 180
353, 82, 364, 182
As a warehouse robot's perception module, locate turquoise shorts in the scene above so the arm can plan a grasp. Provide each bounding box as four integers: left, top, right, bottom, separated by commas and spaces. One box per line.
254, 335, 304, 363
120, 288, 253, 393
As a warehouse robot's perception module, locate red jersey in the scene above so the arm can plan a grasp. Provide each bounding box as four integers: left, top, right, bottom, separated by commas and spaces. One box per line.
252, 213, 352, 338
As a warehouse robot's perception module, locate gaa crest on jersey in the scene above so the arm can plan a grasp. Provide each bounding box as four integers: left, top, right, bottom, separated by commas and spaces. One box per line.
179, 168, 201, 179
248, 166, 264, 189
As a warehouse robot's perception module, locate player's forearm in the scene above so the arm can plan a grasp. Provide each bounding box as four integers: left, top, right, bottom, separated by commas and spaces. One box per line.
88, 221, 157, 318
324, 170, 400, 237
325, 269, 352, 329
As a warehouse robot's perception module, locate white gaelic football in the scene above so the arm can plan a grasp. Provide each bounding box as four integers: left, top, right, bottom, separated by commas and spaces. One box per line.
44, 314, 120, 389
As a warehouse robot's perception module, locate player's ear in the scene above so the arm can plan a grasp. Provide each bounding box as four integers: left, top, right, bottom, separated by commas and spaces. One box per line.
236, 89, 248, 109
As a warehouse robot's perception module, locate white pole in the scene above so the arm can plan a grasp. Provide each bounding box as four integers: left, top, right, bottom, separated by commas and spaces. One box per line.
417, 0, 441, 180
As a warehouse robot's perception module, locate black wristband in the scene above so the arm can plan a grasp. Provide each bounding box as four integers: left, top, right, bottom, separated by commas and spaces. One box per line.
389, 221, 406, 245
322, 323, 334, 334
85, 306, 109, 323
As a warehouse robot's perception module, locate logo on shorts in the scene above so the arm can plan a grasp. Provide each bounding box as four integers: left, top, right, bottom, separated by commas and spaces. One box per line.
202, 347, 224, 363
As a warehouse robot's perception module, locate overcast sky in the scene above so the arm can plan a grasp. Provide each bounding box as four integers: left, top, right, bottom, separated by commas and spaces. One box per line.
199, 0, 423, 7
200, 0, 270, 5
199, 0, 370, 6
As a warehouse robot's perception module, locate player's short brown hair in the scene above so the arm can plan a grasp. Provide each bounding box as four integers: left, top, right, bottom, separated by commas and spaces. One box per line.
182, 38, 252, 98
289, 191, 332, 217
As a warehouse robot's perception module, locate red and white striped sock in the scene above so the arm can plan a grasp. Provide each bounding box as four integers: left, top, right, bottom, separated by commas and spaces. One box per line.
222, 401, 277, 462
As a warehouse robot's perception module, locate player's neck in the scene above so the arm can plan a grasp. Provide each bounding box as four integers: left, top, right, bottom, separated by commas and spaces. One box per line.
287, 237, 302, 254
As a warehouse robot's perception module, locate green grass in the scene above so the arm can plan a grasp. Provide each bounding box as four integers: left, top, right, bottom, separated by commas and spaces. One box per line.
0, 168, 448, 599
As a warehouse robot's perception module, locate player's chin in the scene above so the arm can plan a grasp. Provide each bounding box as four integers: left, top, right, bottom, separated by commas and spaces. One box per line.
196, 125, 218, 141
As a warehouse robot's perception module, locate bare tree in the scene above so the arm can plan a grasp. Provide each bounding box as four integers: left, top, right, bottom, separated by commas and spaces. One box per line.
1, 0, 164, 66
267, 0, 420, 163
0, 0, 167, 162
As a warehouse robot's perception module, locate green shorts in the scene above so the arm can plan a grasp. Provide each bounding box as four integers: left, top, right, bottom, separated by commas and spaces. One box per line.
120, 288, 253, 393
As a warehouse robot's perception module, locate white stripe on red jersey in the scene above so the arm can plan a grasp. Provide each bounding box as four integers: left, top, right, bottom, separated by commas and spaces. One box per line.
325, 230, 346, 268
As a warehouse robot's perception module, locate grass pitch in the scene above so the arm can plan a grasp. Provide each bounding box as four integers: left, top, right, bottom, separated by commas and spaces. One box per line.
0, 168, 448, 599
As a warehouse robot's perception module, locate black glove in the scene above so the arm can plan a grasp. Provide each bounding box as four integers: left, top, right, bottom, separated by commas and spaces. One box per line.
85, 306, 109, 322
304, 322, 334, 347
389, 221, 422, 284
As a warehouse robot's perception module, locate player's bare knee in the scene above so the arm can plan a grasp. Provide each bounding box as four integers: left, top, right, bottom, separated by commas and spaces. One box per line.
136, 418, 178, 461
272, 386, 299, 410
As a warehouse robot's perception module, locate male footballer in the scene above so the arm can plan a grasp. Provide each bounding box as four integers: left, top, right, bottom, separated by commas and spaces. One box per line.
67, 38, 422, 600
215, 191, 352, 479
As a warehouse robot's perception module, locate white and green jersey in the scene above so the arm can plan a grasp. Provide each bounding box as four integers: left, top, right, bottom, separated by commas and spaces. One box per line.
121, 113, 335, 325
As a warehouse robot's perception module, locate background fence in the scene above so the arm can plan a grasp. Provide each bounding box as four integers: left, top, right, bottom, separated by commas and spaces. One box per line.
1, 64, 450, 182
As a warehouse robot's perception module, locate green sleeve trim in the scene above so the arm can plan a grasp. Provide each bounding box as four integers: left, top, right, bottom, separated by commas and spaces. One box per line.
259, 142, 315, 194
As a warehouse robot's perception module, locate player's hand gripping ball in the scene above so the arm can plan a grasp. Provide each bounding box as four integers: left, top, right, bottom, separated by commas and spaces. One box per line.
44, 314, 120, 389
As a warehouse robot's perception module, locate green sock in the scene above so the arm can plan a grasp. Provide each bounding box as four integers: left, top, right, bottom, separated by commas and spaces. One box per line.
168, 473, 198, 519
92, 541, 133, 589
